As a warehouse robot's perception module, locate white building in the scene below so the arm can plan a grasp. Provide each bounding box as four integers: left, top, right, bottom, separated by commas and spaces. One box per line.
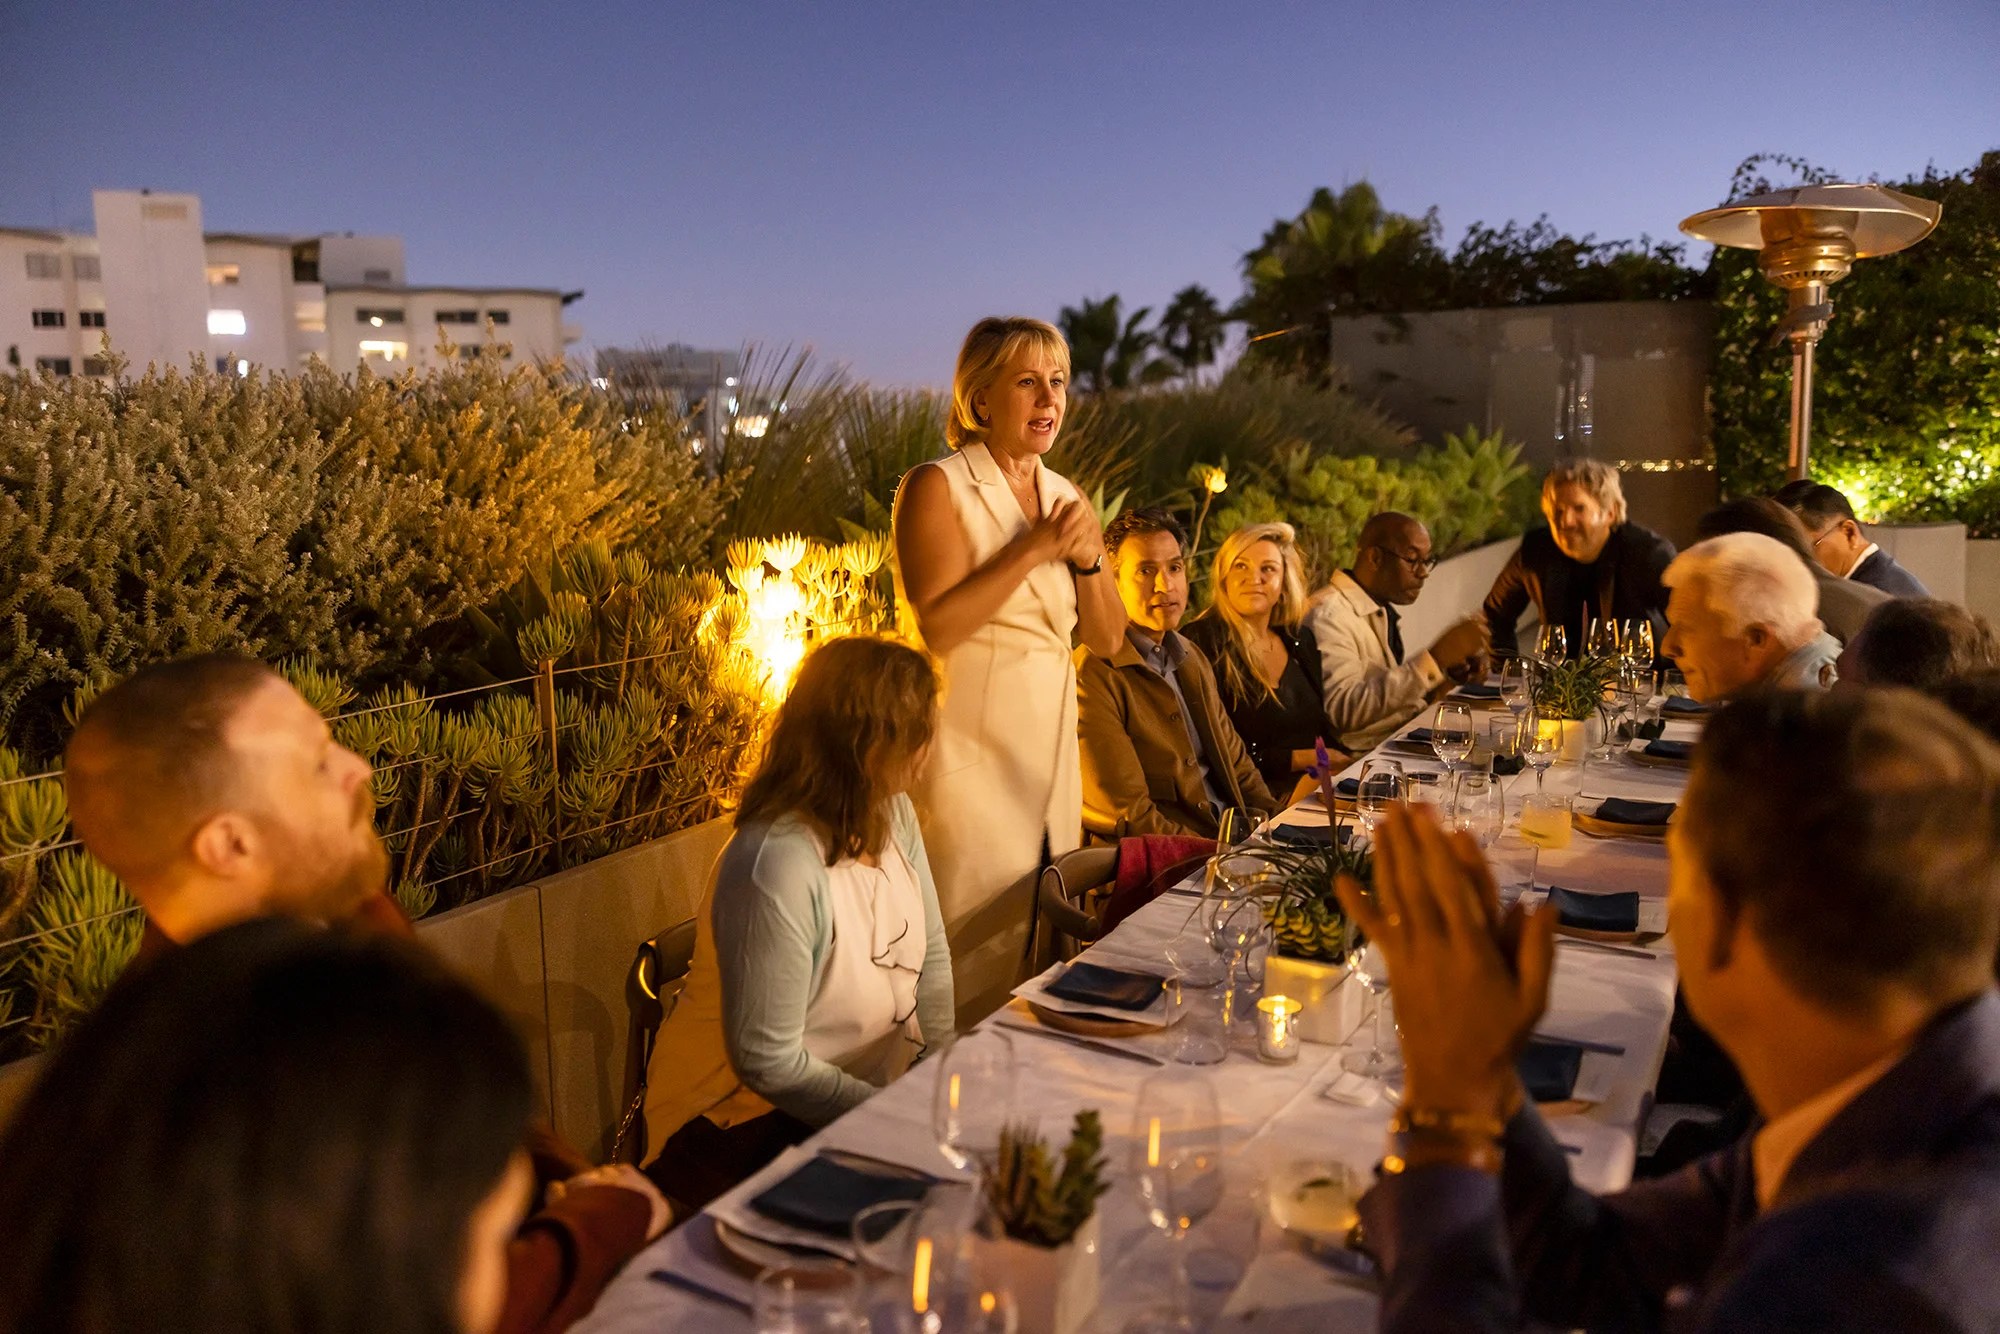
1, 190, 580, 379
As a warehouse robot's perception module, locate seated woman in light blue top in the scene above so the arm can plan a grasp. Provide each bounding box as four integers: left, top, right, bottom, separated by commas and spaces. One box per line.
713, 636, 956, 1128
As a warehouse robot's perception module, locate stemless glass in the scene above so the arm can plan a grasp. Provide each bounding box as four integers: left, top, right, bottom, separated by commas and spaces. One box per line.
1164, 933, 1232, 1066
1132, 1068, 1224, 1330
1534, 623, 1568, 668
1339, 941, 1398, 1080
1450, 770, 1504, 848
932, 1032, 1016, 1173
1354, 758, 1406, 845
1430, 702, 1475, 773
753, 1261, 867, 1334
856, 1187, 1017, 1334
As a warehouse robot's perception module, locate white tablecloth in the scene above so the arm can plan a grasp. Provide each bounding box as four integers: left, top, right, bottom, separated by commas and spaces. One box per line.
577, 707, 1691, 1332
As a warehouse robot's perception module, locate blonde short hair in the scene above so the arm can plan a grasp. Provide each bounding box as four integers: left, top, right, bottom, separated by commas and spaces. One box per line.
1664, 532, 1823, 649
1205, 523, 1309, 704
946, 317, 1070, 450
1542, 458, 1628, 527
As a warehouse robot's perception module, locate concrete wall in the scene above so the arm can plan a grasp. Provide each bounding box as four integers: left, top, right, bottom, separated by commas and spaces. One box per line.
1330, 300, 1719, 547
92, 189, 210, 375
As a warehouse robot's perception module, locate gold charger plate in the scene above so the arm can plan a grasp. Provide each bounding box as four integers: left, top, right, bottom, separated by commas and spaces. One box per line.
1021, 997, 1164, 1038
1574, 812, 1669, 841
1627, 746, 1692, 769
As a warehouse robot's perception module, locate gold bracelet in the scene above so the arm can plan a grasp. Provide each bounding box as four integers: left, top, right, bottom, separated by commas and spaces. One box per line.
1383, 1134, 1504, 1176
1389, 1105, 1507, 1141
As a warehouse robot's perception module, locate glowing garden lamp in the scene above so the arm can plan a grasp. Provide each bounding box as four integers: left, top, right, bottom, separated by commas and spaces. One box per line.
1680, 184, 1940, 481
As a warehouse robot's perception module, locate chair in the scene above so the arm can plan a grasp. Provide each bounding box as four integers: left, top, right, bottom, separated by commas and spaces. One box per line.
1030, 844, 1119, 970
609, 918, 699, 1166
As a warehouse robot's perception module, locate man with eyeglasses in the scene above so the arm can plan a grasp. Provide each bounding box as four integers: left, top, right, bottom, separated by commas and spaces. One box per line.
1483, 458, 1676, 661
1773, 480, 1930, 598
1307, 512, 1489, 751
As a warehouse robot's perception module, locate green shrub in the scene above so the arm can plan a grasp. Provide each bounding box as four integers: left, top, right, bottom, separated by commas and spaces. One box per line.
1710, 150, 2000, 530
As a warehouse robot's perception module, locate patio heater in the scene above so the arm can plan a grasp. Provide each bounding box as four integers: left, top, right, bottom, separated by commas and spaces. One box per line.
1680, 184, 1940, 480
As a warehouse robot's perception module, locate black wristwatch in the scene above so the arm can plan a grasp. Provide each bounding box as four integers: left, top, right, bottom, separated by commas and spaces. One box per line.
1068, 555, 1104, 576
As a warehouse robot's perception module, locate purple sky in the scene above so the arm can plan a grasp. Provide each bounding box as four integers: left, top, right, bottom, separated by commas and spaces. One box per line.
3, 0, 1995, 386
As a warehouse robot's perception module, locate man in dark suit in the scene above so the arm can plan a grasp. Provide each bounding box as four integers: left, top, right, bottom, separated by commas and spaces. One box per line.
1776, 479, 1930, 597
1483, 458, 1676, 658
1340, 688, 2000, 1332
1076, 507, 1276, 839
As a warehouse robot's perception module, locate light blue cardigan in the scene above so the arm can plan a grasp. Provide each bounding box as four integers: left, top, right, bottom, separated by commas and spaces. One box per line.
710, 794, 956, 1126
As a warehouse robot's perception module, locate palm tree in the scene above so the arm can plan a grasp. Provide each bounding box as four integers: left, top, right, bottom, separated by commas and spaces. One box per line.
1157, 285, 1227, 384
1058, 295, 1175, 393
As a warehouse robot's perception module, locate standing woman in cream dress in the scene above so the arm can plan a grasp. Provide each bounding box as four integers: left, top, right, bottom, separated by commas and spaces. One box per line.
894, 317, 1125, 1026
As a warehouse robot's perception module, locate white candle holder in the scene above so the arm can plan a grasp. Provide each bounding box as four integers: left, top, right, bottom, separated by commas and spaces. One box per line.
1255, 994, 1304, 1064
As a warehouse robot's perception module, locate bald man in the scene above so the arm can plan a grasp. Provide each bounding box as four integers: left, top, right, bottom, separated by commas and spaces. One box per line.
65, 654, 402, 959
1306, 513, 1489, 751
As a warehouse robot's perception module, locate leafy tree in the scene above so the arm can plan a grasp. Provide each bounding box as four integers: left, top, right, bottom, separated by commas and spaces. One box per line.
1157, 284, 1229, 383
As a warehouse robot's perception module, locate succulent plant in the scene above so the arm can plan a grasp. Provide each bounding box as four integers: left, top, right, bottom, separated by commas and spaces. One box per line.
1238, 841, 1373, 964
985, 1110, 1111, 1249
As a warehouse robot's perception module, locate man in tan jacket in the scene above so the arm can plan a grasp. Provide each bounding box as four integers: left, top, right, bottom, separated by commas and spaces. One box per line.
1076, 508, 1276, 840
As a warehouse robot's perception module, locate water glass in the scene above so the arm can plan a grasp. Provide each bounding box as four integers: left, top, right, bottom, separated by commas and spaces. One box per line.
753, 1261, 867, 1333
1450, 770, 1504, 847
1430, 702, 1474, 772
1340, 941, 1398, 1079
1165, 934, 1232, 1065
1489, 713, 1524, 760
855, 1188, 1017, 1334
1131, 1068, 1225, 1328
1355, 758, 1406, 844
932, 1032, 1016, 1172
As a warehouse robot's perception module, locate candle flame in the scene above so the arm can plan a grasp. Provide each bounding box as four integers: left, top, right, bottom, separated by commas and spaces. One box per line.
911, 1237, 933, 1313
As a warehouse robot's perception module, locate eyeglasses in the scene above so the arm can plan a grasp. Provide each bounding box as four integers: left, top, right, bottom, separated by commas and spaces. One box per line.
1369, 545, 1438, 574
1808, 523, 1843, 550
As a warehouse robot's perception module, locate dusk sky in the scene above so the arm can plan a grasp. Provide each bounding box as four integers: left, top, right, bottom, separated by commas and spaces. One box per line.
4, 0, 1995, 386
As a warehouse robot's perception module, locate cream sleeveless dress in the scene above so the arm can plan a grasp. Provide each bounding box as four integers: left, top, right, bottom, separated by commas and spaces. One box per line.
897, 443, 1084, 1027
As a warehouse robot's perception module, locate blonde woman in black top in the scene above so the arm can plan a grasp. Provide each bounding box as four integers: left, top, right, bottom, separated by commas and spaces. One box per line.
1184, 523, 1343, 802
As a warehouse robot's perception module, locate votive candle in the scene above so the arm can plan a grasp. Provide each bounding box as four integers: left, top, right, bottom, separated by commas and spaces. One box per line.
1256, 994, 1304, 1063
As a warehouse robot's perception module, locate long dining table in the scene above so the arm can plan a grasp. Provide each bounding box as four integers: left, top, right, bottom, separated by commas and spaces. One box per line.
576, 702, 1703, 1332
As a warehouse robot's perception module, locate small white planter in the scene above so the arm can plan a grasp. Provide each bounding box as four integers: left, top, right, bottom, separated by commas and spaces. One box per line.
1552, 714, 1599, 765
995, 1212, 1100, 1334
1263, 953, 1361, 1046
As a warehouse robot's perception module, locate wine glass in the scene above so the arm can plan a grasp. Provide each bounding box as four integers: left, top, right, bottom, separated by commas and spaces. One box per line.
1354, 758, 1406, 846
1534, 623, 1567, 668
932, 1032, 1016, 1173
1621, 618, 1655, 667
855, 1187, 1017, 1334
1339, 940, 1399, 1080
1131, 1068, 1224, 1329
1430, 702, 1474, 773
1450, 770, 1504, 848
1523, 710, 1561, 793
1584, 616, 1620, 661
1498, 655, 1533, 727
752, 1261, 867, 1333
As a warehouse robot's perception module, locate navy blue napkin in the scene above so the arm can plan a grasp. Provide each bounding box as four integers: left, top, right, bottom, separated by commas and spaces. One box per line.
1550, 887, 1641, 932
1452, 683, 1502, 699
1635, 719, 1666, 741
1269, 822, 1351, 848
1518, 1040, 1585, 1103
1492, 754, 1526, 776
1045, 961, 1167, 1011
1404, 727, 1436, 744
1662, 696, 1710, 717
1592, 798, 1675, 827
1335, 777, 1360, 798
750, 1155, 929, 1235
1643, 738, 1694, 761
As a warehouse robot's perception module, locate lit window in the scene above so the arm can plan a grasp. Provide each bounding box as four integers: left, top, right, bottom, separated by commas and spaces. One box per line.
36, 357, 72, 375
31, 310, 65, 328
486, 309, 510, 325
205, 263, 240, 286
357, 308, 405, 326
295, 302, 325, 333
72, 256, 100, 280
358, 339, 408, 362
208, 309, 247, 336
236, 359, 250, 377
79, 310, 106, 329
25, 253, 62, 279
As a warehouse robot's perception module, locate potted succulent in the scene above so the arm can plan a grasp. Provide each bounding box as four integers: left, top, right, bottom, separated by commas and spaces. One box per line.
1250, 841, 1371, 1045
1531, 653, 1619, 763
985, 1111, 1111, 1334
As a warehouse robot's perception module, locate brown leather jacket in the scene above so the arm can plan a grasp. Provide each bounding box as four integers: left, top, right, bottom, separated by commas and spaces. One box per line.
1075, 632, 1277, 841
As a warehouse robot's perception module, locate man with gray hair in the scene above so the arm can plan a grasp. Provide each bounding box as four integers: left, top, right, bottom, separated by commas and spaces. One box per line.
1483, 458, 1675, 659
1661, 532, 1842, 701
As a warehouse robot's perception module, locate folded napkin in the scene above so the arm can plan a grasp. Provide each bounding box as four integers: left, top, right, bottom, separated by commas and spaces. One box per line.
1662, 696, 1709, 717
1045, 961, 1168, 1011
1492, 754, 1526, 776
1634, 719, 1666, 741
1269, 822, 1350, 848
1643, 738, 1695, 761
1404, 727, 1435, 744
1592, 798, 1676, 827
750, 1154, 930, 1236
1452, 683, 1502, 699
1334, 777, 1360, 798
1518, 1040, 1585, 1103
1550, 887, 1641, 933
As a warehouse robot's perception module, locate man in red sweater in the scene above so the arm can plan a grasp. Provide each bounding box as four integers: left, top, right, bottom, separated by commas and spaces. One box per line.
64, 654, 667, 1334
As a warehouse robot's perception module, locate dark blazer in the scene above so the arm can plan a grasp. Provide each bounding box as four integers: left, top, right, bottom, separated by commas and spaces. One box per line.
1359, 991, 2000, 1332
1851, 546, 1930, 597
1074, 632, 1277, 840
1484, 523, 1676, 658
1180, 615, 1330, 797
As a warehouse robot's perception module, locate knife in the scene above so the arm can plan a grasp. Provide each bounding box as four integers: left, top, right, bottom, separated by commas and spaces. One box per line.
991, 1019, 1166, 1066
1556, 938, 1658, 961
648, 1268, 752, 1313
